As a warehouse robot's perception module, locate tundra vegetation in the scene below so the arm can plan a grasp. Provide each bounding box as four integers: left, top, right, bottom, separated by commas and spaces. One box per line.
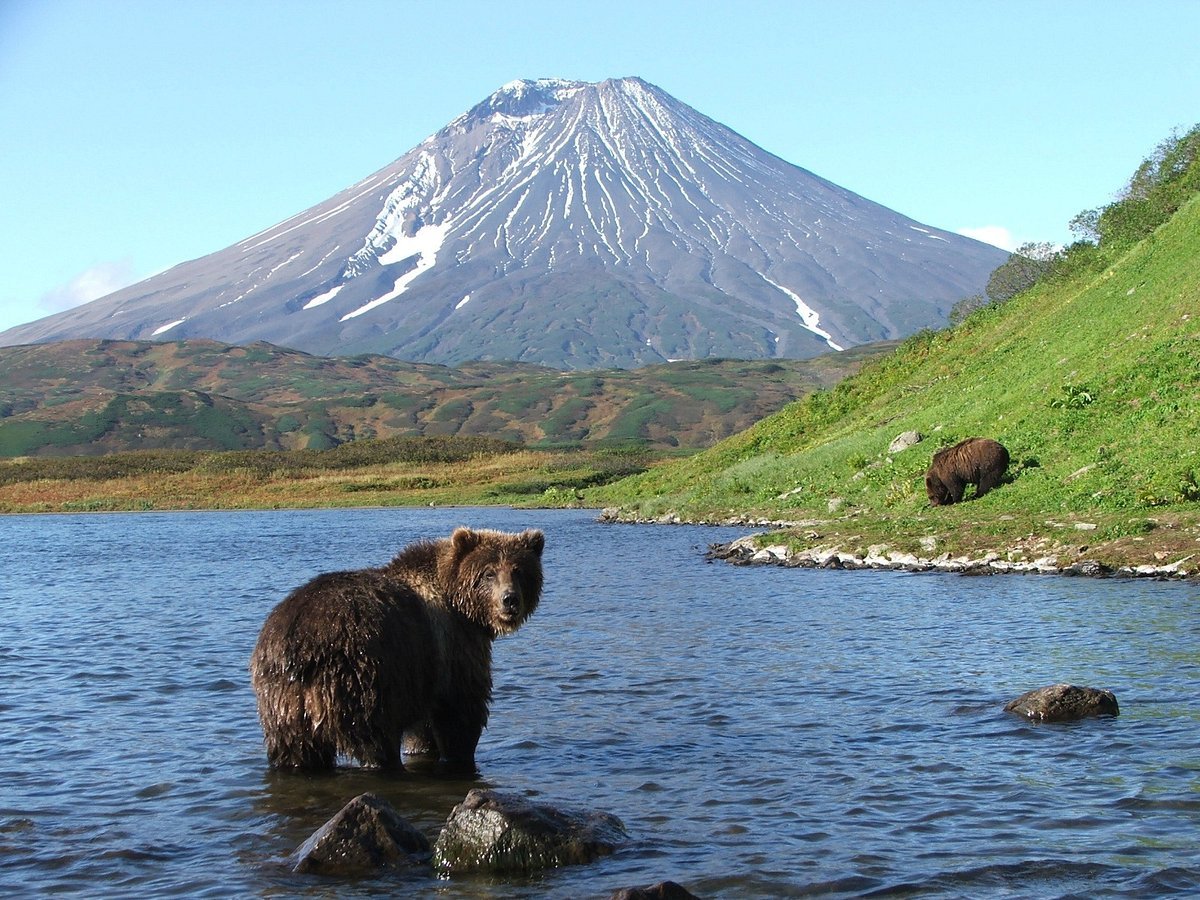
0, 437, 654, 513
0, 342, 886, 457
590, 125, 1200, 571
0, 344, 885, 513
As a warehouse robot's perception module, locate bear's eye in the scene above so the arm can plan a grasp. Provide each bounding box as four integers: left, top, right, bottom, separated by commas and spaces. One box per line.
483, 566, 496, 580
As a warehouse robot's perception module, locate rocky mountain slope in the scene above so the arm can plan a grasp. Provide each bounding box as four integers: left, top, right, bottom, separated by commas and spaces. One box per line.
0, 78, 1006, 368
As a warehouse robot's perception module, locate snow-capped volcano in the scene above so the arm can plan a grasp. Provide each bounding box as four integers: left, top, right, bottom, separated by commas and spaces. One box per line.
0, 77, 1007, 367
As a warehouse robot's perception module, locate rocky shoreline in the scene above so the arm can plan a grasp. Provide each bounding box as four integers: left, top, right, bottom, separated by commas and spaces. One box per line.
597, 509, 1198, 580
704, 534, 1198, 579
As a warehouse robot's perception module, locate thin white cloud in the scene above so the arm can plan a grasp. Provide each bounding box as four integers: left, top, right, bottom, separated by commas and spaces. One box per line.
37, 259, 138, 313
956, 226, 1016, 252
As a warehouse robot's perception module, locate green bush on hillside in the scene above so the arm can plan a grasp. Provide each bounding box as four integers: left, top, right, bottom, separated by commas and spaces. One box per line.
0, 450, 203, 486
1105, 125, 1200, 240
986, 242, 1059, 302
1071, 124, 1200, 251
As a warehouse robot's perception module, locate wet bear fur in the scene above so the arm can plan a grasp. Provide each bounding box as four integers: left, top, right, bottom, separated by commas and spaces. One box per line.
249, 526, 544, 771
925, 437, 1010, 506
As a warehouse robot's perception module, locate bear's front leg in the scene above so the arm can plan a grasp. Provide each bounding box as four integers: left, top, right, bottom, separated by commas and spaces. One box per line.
430, 708, 485, 774
947, 476, 967, 504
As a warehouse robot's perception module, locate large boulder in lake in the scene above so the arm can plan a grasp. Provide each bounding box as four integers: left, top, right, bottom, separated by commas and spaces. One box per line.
292, 792, 431, 875
434, 788, 628, 874
1004, 683, 1119, 722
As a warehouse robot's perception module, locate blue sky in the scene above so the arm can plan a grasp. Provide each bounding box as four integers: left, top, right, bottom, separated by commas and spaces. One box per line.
2, 0, 1198, 334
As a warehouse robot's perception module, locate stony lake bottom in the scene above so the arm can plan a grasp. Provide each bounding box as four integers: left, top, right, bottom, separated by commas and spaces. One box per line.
2, 506, 1198, 898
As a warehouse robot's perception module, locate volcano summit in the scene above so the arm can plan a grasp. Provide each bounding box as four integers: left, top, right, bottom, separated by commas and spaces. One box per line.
0, 77, 1007, 368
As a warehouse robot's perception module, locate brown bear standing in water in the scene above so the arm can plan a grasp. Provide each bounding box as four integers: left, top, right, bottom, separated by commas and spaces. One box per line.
249, 526, 544, 772
925, 437, 1010, 506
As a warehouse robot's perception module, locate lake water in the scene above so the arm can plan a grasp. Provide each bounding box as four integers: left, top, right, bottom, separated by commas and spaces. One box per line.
2, 507, 1199, 898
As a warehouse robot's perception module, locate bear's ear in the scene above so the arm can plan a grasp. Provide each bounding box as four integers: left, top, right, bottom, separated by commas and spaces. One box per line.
522, 529, 545, 557
451, 527, 481, 558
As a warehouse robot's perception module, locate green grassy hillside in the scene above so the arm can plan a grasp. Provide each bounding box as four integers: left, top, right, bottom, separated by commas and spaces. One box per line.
590, 188, 1200, 570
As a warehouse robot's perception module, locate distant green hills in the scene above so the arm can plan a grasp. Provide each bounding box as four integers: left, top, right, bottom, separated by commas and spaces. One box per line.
591, 128, 1200, 568
0, 338, 891, 457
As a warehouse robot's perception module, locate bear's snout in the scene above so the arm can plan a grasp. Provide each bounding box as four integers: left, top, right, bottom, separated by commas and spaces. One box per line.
501, 589, 521, 614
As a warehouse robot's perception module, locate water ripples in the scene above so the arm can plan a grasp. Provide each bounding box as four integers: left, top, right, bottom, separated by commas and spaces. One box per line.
2, 508, 1199, 897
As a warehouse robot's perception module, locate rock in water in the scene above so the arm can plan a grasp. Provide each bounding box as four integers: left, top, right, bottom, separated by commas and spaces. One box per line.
610, 880, 702, 899
434, 788, 627, 874
1004, 683, 1119, 722
292, 793, 430, 875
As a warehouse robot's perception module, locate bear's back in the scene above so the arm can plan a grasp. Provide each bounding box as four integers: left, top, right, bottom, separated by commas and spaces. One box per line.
252, 567, 439, 679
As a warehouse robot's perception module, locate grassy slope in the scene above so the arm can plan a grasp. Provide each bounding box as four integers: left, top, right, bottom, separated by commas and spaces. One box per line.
590, 195, 1200, 569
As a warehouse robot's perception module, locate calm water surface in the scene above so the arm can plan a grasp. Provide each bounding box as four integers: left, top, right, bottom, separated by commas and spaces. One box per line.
2, 507, 1199, 898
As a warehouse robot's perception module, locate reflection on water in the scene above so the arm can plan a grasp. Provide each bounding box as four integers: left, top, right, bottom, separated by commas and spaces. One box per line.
2, 507, 1198, 898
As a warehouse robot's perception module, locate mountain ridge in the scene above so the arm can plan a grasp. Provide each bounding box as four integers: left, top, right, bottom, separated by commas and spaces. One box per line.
0, 77, 1006, 367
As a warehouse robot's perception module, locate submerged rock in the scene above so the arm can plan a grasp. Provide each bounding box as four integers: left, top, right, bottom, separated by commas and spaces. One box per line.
1004, 684, 1119, 722
434, 788, 628, 874
292, 792, 430, 875
610, 880, 701, 899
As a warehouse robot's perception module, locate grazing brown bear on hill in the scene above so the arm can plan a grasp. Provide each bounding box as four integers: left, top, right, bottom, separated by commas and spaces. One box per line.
249, 526, 544, 772
925, 437, 1010, 506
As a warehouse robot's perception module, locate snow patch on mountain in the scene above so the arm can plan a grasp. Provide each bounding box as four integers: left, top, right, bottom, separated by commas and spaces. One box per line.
303, 284, 343, 310
152, 318, 187, 336
909, 224, 949, 243
341, 221, 450, 321
760, 273, 845, 351
267, 251, 304, 278
299, 245, 341, 278
378, 221, 450, 267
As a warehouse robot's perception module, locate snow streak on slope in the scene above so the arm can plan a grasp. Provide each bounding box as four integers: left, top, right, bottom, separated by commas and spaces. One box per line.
760, 273, 845, 351
302, 284, 343, 309
151, 318, 187, 336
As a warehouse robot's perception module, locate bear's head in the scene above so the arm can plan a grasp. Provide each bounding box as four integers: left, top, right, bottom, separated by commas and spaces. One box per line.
445, 527, 545, 635
925, 474, 951, 506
